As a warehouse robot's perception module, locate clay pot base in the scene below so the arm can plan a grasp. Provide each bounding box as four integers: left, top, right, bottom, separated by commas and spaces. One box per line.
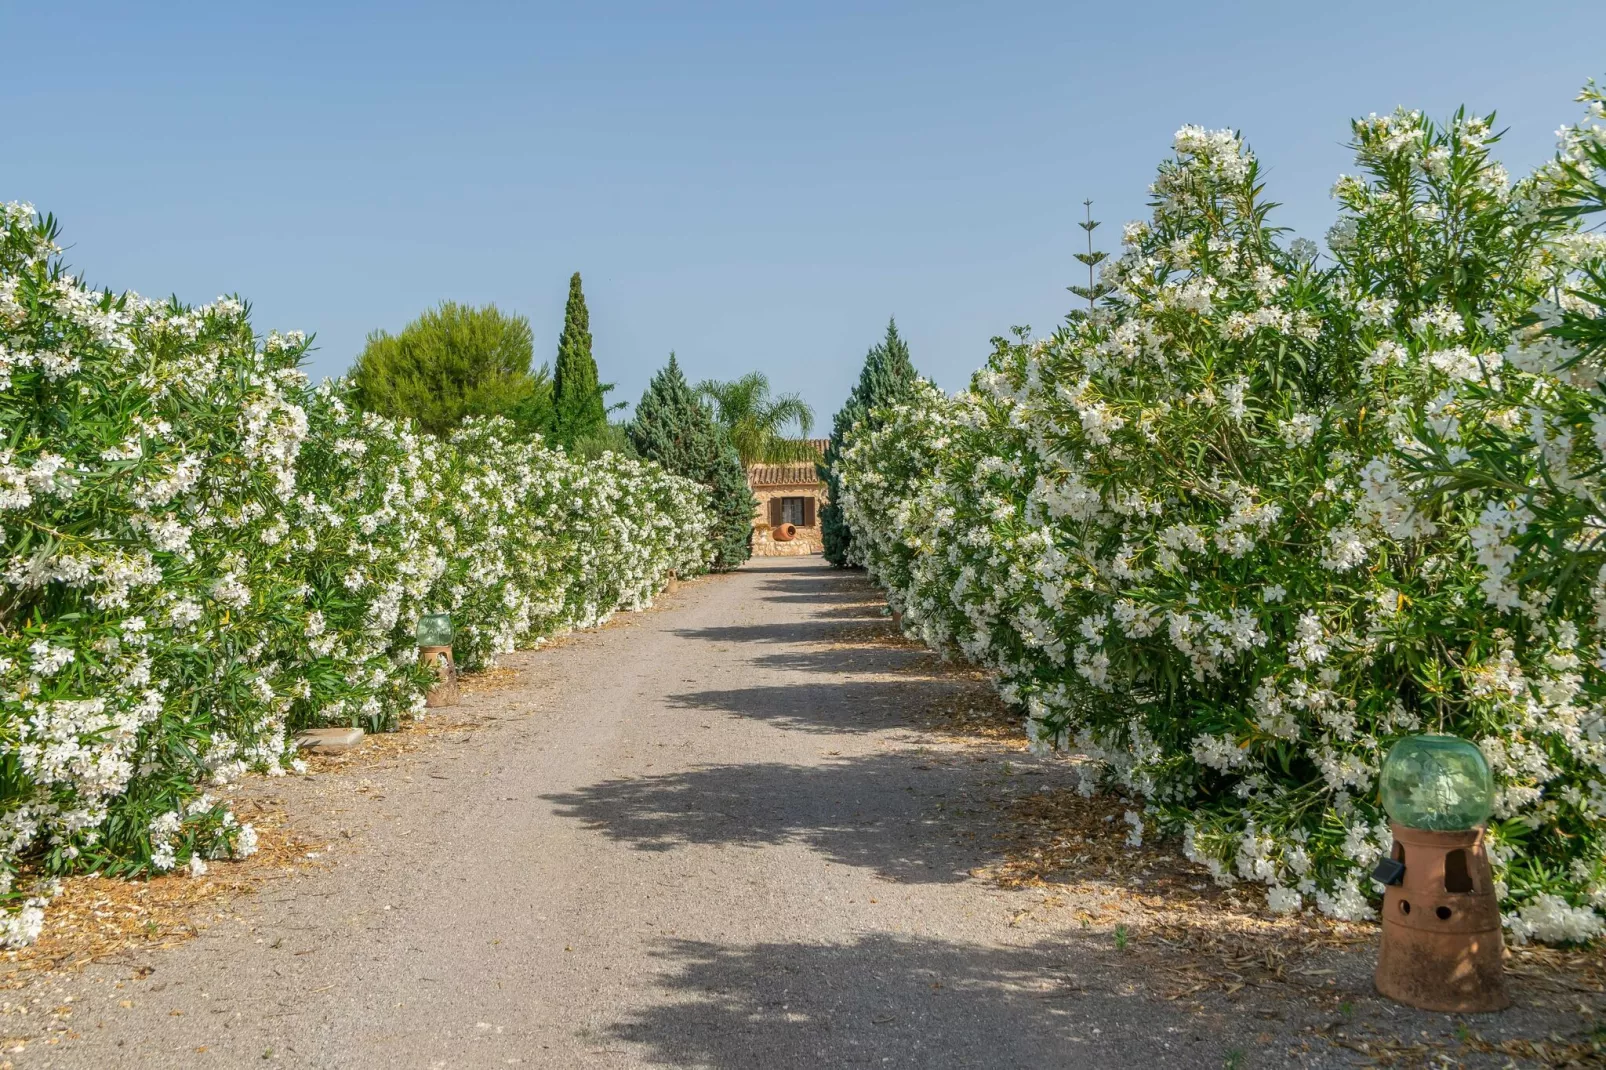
1375, 823, 1510, 1013
420, 644, 460, 708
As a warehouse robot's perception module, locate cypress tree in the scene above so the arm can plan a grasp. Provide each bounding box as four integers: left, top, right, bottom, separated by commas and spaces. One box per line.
630, 354, 756, 570
552, 272, 607, 447
820, 318, 918, 566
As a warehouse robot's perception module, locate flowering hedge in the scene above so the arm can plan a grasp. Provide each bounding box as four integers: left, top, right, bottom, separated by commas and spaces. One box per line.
837, 82, 1606, 943
0, 205, 711, 945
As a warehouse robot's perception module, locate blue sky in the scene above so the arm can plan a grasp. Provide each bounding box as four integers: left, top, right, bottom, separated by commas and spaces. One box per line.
2, 1, 1599, 427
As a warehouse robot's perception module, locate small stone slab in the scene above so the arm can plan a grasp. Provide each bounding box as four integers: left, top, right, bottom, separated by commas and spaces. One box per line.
294, 727, 365, 754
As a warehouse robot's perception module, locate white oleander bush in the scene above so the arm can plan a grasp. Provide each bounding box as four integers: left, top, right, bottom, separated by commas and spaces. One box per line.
285, 387, 446, 734
0, 205, 711, 944
838, 81, 1606, 943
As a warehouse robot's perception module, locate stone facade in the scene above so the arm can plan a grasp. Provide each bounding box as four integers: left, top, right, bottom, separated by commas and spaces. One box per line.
748, 448, 829, 556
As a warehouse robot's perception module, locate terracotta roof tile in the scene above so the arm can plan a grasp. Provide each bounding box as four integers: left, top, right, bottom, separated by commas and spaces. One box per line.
747, 463, 823, 487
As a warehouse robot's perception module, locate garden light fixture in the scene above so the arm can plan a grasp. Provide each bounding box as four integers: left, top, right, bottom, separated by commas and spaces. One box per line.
1372, 735, 1508, 1012
416, 613, 460, 708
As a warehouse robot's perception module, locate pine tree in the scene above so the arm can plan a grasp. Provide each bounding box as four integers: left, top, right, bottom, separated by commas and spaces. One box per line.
629, 354, 756, 570
348, 301, 547, 437
551, 272, 608, 447
820, 318, 918, 566
1067, 199, 1115, 323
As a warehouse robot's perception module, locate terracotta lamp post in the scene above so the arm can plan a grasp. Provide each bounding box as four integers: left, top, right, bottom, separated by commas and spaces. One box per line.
416, 612, 460, 709
1372, 735, 1509, 1012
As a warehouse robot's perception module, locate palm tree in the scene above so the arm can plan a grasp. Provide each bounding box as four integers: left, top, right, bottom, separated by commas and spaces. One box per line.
696, 372, 816, 466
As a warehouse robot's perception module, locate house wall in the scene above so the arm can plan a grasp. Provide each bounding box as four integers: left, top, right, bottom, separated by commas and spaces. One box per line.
750, 481, 827, 556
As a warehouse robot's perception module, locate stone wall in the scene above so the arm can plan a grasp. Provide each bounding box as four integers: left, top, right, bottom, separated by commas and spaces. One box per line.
751, 482, 825, 556
747, 462, 828, 557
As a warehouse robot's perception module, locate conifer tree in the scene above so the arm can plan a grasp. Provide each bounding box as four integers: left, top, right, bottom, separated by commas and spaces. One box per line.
1067, 199, 1115, 323
629, 354, 756, 570
348, 301, 547, 437
701, 437, 757, 570
820, 318, 918, 566
551, 272, 609, 447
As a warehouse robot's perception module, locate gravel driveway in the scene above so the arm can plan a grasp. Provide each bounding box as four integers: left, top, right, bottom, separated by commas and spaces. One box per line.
11, 558, 1581, 1069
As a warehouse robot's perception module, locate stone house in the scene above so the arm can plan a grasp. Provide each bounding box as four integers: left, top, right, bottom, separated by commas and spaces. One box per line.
748, 439, 829, 556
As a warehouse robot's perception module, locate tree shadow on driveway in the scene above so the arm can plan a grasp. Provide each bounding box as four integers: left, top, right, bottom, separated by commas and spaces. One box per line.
667, 678, 972, 734
754, 571, 882, 605
607, 932, 1254, 1069
775, 601, 893, 621
756, 590, 876, 605
736, 563, 834, 575
672, 622, 854, 645
743, 645, 939, 676
672, 612, 914, 647
543, 752, 1044, 884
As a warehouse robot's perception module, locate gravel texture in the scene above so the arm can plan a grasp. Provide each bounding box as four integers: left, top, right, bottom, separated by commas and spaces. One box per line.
9, 558, 1594, 1068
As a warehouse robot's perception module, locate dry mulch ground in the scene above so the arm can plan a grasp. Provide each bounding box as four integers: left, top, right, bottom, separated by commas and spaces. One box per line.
1, 806, 318, 985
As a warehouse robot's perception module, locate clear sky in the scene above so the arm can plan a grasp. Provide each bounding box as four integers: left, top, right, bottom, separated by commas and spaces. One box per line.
2, 1, 1599, 426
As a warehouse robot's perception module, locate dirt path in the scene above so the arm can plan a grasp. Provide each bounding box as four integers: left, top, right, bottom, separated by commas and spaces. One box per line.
9, 559, 1596, 1068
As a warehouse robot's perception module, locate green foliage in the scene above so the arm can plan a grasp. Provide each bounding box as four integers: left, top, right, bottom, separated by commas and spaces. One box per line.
348, 302, 546, 437
821, 319, 918, 566
837, 86, 1606, 943
630, 355, 755, 569
1543, 79, 1606, 369
551, 272, 612, 447
566, 421, 638, 461
503, 367, 556, 438
704, 439, 758, 569
697, 372, 815, 465
0, 202, 712, 942
1067, 200, 1116, 322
